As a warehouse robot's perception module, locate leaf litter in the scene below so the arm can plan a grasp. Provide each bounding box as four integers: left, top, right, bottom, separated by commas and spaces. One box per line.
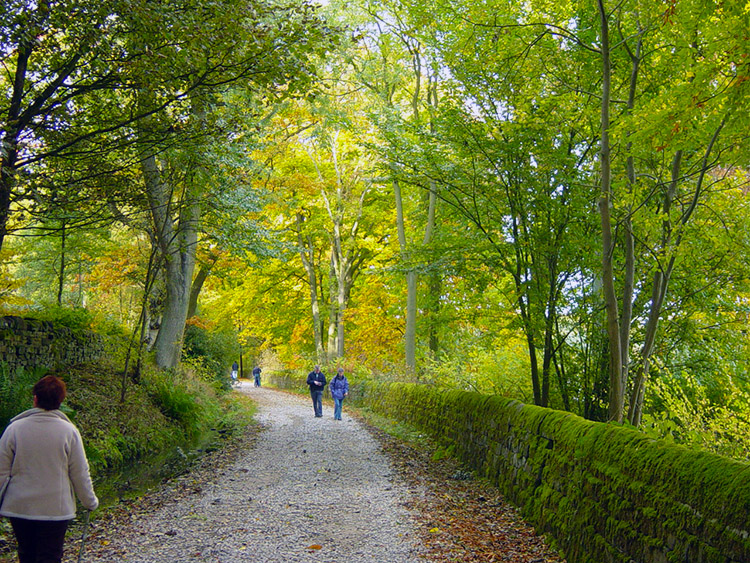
357, 419, 567, 563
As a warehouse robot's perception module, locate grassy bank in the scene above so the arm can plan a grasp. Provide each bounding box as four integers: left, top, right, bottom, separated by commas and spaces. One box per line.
1, 360, 254, 475
0, 359, 256, 557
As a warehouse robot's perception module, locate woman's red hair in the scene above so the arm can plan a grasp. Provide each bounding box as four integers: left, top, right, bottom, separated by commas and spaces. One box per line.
33, 375, 67, 410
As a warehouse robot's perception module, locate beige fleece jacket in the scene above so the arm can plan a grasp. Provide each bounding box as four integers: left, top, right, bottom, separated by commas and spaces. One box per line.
0, 408, 98, 520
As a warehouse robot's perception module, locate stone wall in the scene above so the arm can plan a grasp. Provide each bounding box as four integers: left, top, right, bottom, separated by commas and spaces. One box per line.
0, 316, 104, 372
267, 373, 750, 563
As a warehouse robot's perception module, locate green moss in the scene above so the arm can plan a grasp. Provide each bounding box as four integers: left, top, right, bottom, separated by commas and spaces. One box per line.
347, 380, 750, 563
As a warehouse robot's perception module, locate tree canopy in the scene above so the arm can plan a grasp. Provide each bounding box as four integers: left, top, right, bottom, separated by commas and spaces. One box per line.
2, 0, 750, 459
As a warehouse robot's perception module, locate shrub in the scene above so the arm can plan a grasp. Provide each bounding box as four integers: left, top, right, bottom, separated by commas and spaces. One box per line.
27, 303, 96, 333
0, 364, 46, 431
642, 371, 750, 462
419, 351, 533, 401
182, 321, 238, 382
142, 369, 221, 439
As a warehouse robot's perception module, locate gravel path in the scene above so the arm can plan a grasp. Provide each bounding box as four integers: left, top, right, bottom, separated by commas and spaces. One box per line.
87, 384, 424, 563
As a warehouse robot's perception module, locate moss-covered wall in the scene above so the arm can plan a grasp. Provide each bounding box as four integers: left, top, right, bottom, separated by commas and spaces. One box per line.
0, 316, 104, 373
267, 373, 748, 563
361, 382, 750, 563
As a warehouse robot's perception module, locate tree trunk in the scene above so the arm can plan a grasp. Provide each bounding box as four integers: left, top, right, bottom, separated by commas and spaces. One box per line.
541, 263, 564, 407
0, 163, 14, 254
597, 0, 624, 422
525, 318, 542, 405
628, 116, 725, 425
427, 272, 442, 354
121, 244, 159, 401
297, 213, 325, 362
618, 36, 642, 402
336, 265, 346, 358
187, 260, 212, 320
424, 179, 440, 355
57, 222, 66, 305
423, 78, 441, 356
626, 147, 679, 425
393, 176, 417, 369
0, 39, 33, 253
321, 139, 371, 362
553, 317, 571, 411
141, 152, 199, 369
326, 254, 338, 359
187, 248, 220, 320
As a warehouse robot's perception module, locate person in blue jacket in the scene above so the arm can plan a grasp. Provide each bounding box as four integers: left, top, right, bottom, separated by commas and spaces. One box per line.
252, 366, 262, 387
306, 365, 327, 417
329, 367, 349, 421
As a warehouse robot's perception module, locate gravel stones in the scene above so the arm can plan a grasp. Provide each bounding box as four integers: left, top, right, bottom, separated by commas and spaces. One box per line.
86, 385, 423, 563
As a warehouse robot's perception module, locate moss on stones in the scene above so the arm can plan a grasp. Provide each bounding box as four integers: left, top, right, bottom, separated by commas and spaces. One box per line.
347, 381, 750, 563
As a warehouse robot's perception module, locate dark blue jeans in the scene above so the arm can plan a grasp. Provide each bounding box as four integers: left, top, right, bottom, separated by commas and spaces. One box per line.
310, 390, 323, 416
10, 517, 70, 563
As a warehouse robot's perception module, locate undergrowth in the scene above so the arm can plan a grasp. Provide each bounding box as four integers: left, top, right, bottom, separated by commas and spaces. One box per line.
0, 364, 46, 429
348, 407, 436, 451
0, 359, 256, 560
0, 359, 251, 477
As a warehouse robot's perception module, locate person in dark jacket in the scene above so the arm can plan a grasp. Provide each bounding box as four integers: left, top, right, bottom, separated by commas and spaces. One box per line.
252, 366, 262, 387
306, 365, 327, 417
329, 367, 349, 420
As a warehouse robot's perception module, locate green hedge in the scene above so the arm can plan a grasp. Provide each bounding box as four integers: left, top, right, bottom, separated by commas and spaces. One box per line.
350, 381, 750, 563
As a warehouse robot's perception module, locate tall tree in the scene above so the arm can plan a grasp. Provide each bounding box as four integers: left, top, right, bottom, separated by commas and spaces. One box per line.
121, 0, 337, 368
367, 0, 600, 406
592, 0, 748, 421
263, 95, 389, 362
351, 1, 442, 370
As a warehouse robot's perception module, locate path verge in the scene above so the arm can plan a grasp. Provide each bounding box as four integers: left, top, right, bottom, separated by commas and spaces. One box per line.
357, 416, 567, 562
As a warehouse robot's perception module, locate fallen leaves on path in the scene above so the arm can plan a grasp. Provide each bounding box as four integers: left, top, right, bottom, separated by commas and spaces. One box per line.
358, 419, 566, 563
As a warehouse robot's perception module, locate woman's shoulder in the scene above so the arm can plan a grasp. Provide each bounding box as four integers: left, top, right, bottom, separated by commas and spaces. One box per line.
8, 407, 43, 423
13, 408, 75, 428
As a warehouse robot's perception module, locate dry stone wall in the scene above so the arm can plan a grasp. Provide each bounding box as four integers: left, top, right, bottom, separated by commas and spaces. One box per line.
0, 315, 104, 372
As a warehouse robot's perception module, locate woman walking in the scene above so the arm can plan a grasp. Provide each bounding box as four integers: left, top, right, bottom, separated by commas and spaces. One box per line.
0, 375, 99, 563
330, 368, 349, 421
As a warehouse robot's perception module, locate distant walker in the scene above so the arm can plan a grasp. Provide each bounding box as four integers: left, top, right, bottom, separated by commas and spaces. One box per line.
330, 367, 349, 420
306, 365, 327, 417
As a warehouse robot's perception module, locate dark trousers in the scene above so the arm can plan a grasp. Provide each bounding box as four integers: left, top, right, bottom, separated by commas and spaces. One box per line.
310, 390, 323, 416
10, 517, 70, 563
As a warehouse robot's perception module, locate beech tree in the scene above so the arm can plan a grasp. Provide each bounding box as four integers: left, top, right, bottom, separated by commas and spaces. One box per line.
262, 93, 391, 362
355, 3, 443, 371
593, 0, 749, 421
